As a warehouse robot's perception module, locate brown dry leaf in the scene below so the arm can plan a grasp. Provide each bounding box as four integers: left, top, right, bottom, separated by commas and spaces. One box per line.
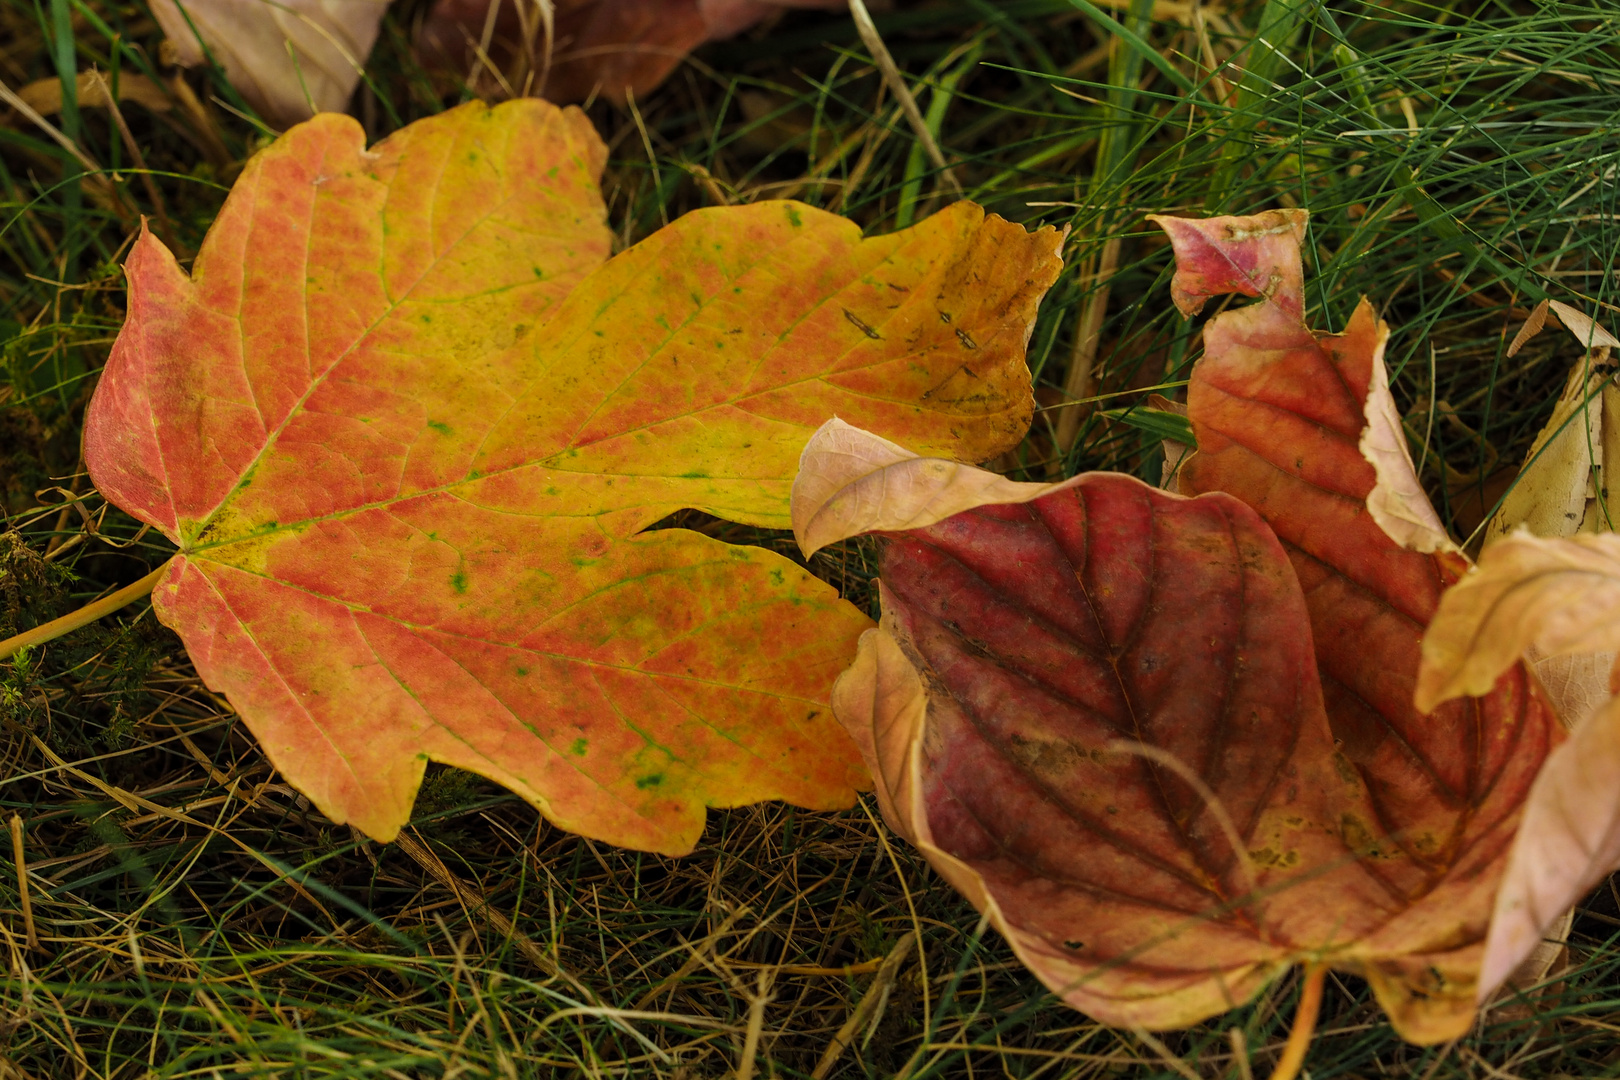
416, 0, 846, 105
1507, 299, 1551, 358
1484, 299, 1620, 727
1549, 299, 1620, 352
1149, 393, 1193, 489
151, 0, 390, 125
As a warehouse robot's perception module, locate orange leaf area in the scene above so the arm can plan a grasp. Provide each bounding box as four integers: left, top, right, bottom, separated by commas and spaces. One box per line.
822, 210, 1561, 1044
84, 99, 1063, 854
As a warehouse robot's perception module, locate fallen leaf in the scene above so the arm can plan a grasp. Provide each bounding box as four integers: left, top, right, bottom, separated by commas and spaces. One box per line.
1548, 299, 1620, 352
1484, 362, 1616, 546
1359, 343, 1458, 555
1481, 296, 1620, 748
823, 465, 1532, 1040
1416, 532, 1620, 712
1506, 299, 1550, 358
415, 0, 847, 105
14, 72, 173, 116
1151, 209, 1559, 1040
1478, 695, 1620, 997
84, 99, 1063, 854
1419, 518, 1620, 1005
151, 0, 390, 125
1486, 297, 1620, 548
792, 418, 1080, 558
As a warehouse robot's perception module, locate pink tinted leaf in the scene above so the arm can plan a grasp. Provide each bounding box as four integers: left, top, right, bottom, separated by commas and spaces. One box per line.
152, 0, 389, 124
1481, 694, 1620, 997
1147, 209, 1307, 319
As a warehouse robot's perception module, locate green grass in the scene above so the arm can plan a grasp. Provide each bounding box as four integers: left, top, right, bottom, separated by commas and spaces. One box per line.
0, 0, 1616, 1075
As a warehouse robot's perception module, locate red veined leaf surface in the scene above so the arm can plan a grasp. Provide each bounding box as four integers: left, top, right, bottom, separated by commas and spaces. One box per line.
84, 99, 1063, 854
829, 470, 1484, 1038
1152, 209, 1560, 1034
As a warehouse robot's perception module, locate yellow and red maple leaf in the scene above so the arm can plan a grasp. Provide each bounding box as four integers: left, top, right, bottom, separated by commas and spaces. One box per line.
85, 99, 1063, 854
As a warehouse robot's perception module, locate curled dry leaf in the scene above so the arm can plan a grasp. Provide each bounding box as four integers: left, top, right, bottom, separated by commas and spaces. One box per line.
85, 99, 1063, 854
1548, 299, 1620, 352
1152, 210, 1558, 1038
791, 418, 1081, 558
824, 463, 1542, 1041
1479, 695, 1620, 996
14, 72, 173, 117
1359, 346, 1458, 555
151, 0, 390, 125
1484, 361, 1620, 546
1416, 533, 1620, 712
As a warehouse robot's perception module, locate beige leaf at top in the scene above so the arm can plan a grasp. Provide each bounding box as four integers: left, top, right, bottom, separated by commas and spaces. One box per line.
1359, 333, 1458, 554
1416, 531, 1620, 713
1479, 694, 1620, 998
1549, 300, 1620, 351
152, 0, 389, 125
790, 418, 1080, 558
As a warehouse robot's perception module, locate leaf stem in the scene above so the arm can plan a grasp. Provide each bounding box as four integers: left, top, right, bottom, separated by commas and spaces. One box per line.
1269, 963, 1326, 1080
0, 559, 172, 661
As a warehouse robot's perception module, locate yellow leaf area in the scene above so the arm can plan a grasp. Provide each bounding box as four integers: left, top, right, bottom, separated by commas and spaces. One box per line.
83, 99, 1063, 853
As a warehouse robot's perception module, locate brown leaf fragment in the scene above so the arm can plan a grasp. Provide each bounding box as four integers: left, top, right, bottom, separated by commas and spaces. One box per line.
1506, 299, 1550, 359
1484, 362, 1620, 547
1148, 393, 1193, 490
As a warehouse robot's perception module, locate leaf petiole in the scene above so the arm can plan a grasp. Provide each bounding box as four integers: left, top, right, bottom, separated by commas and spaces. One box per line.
1269, 963, 1326, 1080
0, 558, 172, 661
